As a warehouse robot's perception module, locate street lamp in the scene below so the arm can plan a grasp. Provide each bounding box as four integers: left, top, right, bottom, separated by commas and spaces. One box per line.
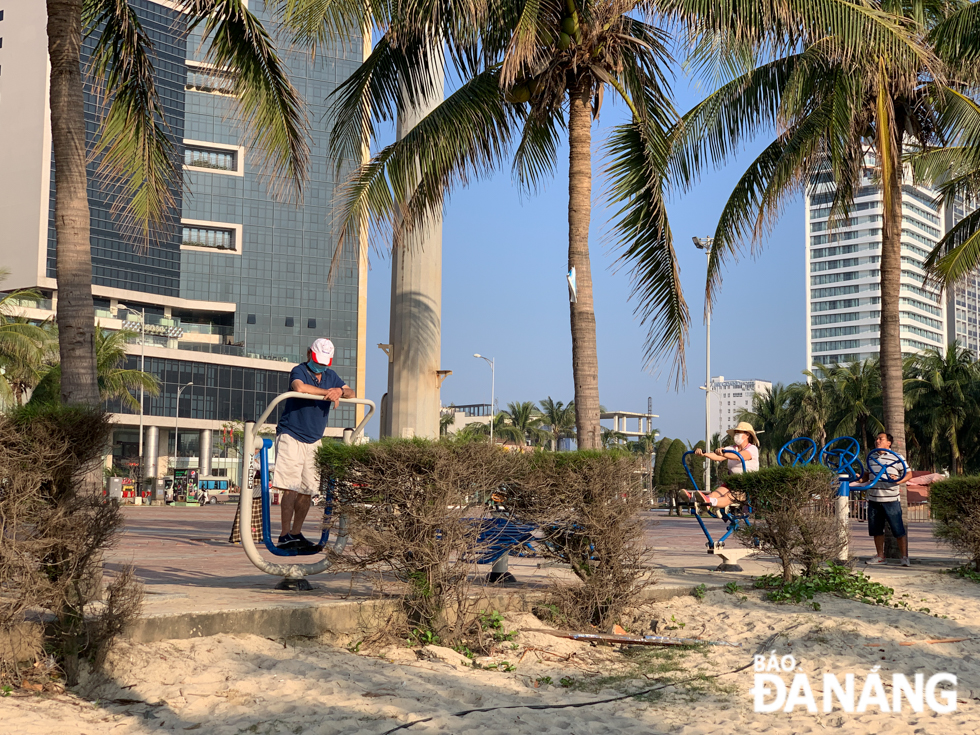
473, 354, 495, 445
174, 381, 193, 469
692, 237, 714, 492
117, 303, 146, 489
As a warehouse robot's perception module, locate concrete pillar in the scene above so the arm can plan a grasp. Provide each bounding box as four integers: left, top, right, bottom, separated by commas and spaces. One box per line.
384, 54, 445, 440
199, 428, 213, 476
144, 426, 159, 479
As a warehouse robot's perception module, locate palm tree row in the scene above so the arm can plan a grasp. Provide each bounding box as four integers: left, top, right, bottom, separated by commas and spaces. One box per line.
0, 277, 158, 411
451, 396, 575, 448
43, 1, 980, 464
738, 344, 980, 475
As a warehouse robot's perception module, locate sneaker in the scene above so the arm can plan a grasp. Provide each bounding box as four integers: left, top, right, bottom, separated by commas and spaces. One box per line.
865, 555, 887, 565
695, 491, 712, 504
900, 557, 911, 567
277, 534, 300, 550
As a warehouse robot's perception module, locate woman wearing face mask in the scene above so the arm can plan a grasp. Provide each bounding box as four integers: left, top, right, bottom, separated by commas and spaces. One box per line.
681, 422, 760, 509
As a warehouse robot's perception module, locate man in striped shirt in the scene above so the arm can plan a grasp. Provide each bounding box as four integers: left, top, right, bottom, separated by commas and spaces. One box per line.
865, 432, 909, 567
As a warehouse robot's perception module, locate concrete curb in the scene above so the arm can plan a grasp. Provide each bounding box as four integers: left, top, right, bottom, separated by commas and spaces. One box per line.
124, 584, 710, 644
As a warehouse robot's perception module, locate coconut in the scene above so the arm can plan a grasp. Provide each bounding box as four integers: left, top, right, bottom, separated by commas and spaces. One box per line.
506, 84, 531, 104
558, 32, 572, 50
562, 17, 578, 35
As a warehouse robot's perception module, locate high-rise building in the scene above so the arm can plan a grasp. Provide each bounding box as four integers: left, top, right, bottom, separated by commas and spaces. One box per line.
0, 3, 367, 484
804, 167, 946, 368
708, 376, 772, 443
945, 198, 980, 353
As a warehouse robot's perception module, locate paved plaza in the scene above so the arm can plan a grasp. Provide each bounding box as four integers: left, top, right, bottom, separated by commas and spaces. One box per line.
106, 504, 959, 643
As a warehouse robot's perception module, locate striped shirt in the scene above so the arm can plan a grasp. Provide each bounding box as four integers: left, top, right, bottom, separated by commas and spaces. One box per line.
866, 449, 906, 503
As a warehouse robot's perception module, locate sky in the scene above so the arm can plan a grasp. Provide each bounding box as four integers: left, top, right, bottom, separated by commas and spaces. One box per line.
358, 68, 806, 445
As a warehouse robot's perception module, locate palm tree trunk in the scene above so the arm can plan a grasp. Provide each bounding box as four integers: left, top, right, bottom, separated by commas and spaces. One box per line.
46, 0, 100, 407
568, 78, 600, 450
879, 138, 905, 455
879, 127, 907, 558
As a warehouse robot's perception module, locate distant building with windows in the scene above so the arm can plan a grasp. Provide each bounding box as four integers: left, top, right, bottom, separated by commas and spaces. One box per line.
804, 167, 946, 368
945, 197, 980, 354
0, 2, 367, 483
708, 376, 772, 442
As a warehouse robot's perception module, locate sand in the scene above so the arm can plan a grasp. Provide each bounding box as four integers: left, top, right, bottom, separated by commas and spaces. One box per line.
2, 570, 979, 734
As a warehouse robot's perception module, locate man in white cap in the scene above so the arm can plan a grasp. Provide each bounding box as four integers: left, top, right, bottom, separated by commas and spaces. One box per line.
274, 338, 354, 551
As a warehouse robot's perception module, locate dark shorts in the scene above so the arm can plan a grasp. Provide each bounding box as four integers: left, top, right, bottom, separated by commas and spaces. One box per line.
867, 500, 906, 538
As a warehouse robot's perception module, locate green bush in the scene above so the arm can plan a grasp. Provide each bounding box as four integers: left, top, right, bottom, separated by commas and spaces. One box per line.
931, 476, 980, 570
727, 464, 843, 582
505, 450, 648, 628
653, 437, 673, 486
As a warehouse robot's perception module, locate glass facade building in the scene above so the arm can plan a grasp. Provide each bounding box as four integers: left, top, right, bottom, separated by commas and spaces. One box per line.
1, 1, 366, 480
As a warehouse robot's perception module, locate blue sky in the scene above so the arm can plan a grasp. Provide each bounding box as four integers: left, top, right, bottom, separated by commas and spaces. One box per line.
359, 71, 806, 444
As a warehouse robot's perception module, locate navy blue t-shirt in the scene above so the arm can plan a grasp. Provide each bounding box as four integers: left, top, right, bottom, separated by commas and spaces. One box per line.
278, 363, 346, 444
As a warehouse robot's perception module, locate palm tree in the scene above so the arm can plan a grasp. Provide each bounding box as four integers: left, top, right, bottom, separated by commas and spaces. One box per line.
329, 0, 698, 449
538, 397, 576, 450
905, 343, 978, 475
786, 368, 834, 448
45, 0, 309, 406
0, 272, 56, 407
497, 401, 550, 446
439, 408, 456, 436
737, 383, 790, 466
31, 326, 160, 410
675, 2, 971, 456
824, 360, 884, 454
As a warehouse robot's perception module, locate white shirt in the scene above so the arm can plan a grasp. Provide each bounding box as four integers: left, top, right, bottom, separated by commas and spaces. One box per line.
725, 443, 759, 474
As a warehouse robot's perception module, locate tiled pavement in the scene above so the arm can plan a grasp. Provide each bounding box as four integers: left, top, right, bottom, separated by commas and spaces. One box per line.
107, 505, 961, 640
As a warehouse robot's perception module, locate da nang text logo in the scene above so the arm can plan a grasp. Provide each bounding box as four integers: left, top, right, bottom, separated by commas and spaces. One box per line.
750, 651, 957, 714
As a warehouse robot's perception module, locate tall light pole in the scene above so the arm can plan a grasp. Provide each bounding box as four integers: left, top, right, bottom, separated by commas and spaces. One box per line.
693, 237, 714, 492
118, 304, 146, 484
174, 381, 193, 469
473, 354, 495, 445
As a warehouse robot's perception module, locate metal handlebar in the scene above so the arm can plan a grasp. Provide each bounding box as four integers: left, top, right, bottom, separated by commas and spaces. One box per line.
682, 447, 746, 493
238, 394, 375, 580
851, 448, 909, 491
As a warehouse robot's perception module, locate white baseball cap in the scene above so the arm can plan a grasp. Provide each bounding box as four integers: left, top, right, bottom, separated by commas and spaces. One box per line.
310, 338, 335, 366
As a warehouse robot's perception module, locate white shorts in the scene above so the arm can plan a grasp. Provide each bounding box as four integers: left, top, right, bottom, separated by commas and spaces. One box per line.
272, 433, 320, 496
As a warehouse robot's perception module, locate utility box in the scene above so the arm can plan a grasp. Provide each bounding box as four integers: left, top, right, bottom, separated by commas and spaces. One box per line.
107, 477, 123, 502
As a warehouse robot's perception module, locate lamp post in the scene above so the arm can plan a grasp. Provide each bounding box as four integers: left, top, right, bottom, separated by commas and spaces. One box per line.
118, 303, 146, 489
692, 237, 714, 492
473, 354, 495, 445
174, 381, 193, 469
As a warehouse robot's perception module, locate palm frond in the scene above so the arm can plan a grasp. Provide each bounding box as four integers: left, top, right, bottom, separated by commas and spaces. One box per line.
333, 67, 523, 257
925, 206, 980, 288
278, 0, 368, 59
83, 0, 180, 248
605, 117, 689, 386
182, 0, 310, 200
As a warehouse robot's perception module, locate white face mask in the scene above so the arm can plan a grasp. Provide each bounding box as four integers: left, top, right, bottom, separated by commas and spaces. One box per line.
733, 432, 746, 444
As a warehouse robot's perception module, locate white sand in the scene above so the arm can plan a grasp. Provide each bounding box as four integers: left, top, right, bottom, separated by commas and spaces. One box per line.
2, 571, 979, 734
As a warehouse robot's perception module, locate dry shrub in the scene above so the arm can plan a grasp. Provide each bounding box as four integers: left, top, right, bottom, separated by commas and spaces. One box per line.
727, 464, 844, 582
506, 450, 649, 629
318, 438, 512, 644
931, 477, 980, 569
0, 404, 142, 686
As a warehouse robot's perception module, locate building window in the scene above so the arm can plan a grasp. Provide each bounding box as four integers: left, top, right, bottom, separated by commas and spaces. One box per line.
186, 64, 236, 95
182, 225, 234, 251
185, 146, 237, 172
285, 317, 295, 328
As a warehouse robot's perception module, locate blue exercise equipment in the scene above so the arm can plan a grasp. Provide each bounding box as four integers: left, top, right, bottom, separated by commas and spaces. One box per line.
819, 436, 864, 479
776, 437, 818, 467
254, 436, 338, 558
681, 448, 755, 570
814, 438, 909, 561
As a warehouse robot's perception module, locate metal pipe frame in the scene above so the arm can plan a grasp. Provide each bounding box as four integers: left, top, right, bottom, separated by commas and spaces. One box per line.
239, 394, 375, 580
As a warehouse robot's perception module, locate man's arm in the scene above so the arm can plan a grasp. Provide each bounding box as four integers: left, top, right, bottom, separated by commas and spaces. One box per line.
290, 379, 355, 403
